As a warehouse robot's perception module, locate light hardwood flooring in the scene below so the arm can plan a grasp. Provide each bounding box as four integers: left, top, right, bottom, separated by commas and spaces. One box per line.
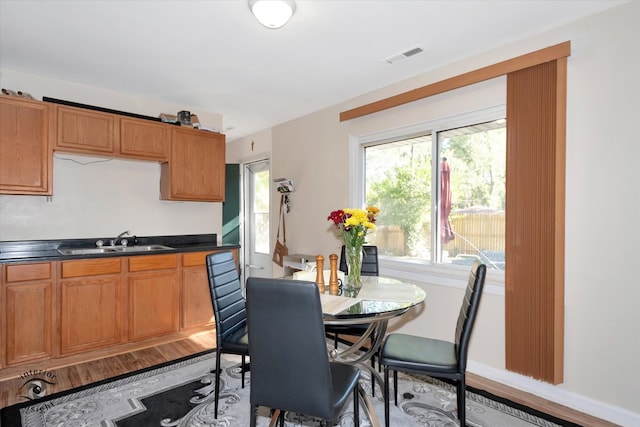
0, 330, 617, 426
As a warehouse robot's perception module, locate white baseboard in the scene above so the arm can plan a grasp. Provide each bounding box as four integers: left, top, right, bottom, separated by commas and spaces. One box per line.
467, 361, 640, 427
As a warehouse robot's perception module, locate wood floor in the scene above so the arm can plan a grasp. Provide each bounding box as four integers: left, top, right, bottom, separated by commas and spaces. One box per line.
0, 330, 617, 426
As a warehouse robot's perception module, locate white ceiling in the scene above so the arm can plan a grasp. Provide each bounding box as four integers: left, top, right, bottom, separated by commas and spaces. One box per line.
0, 0, 627, 141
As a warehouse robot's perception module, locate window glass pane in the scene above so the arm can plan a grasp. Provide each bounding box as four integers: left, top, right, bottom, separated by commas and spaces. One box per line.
365, 135, 432, 260
253, 170, 270, 254
439, 119, 506, 270
362, 117, 506, 271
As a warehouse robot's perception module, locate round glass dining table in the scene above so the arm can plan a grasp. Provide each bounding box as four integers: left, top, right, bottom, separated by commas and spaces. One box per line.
318, 275, 425, 369
318, 275, 426, 426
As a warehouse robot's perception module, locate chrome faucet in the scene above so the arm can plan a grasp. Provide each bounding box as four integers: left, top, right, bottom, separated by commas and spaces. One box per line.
111, 230, 130, 247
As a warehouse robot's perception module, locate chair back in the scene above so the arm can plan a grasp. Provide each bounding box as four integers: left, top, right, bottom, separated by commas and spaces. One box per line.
206, 251, 246, 346
339, 245, 379, 276
454, 260, 487, 370
246, 277, 335, 419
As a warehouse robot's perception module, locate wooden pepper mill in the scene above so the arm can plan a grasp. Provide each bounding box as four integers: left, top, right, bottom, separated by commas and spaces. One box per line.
315, 255, 325, 293
329, 253, 339, 295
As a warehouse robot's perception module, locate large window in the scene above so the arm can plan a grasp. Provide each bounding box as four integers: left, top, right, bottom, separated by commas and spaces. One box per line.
360, 110, 506, 271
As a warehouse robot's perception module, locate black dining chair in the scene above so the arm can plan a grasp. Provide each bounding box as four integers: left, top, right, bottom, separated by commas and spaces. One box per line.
379, 261, 486, 427
206, 251, 250, 419
338, 244, 380, 277
246, 277, 362, 427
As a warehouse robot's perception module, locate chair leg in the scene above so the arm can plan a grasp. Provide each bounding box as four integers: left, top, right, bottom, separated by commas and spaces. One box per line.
371, 354, 376, 397
241, 355, 246, 388
215, 351, 221, 418
393, 370, 398, 406
250, 403, 258, 427
334, 333, 339, 349
383, 367, 390, 427
457, 375, 466, 426
354, 384, 360, 427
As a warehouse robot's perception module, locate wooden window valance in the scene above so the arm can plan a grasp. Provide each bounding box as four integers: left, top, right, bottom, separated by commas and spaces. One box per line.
339, 41, 570, 122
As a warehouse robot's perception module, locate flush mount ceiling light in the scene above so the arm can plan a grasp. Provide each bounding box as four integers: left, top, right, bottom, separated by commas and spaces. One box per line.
249, 0, 296, 29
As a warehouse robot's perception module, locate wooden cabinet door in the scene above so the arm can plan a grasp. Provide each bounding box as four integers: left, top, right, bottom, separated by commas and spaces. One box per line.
119, 117, 169, 161
59, 258, 123, 355
180, 250, 238, 331
127, 254, 179, 340
128, 270, 179, 340
160, 128, 225, 201
59, 276, 122, 355
4, 262, 55, 365
181, 252, 215, 330
0, 95, 52, 195
5, 283, 54, 365
56, 105, 116, 155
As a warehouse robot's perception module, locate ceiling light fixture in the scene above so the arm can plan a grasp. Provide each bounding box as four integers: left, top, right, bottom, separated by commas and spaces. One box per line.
249, 0, 296, 29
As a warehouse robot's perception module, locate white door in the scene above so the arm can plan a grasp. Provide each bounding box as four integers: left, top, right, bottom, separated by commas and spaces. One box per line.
243, 159, 272, 280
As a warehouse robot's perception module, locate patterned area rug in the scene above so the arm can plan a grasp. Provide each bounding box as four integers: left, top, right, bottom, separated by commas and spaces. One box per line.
1, 350, 578, 427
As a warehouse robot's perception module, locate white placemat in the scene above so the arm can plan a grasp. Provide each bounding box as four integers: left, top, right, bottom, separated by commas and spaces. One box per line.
355, 282, 421, 303
320, 293, 361, 315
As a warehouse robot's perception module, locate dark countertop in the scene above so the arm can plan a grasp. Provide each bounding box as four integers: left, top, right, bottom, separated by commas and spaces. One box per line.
0, 234, 240, 264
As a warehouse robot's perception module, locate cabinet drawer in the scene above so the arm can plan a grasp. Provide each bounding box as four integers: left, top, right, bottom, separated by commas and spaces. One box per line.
182, 251, 213, 268
61, 258, 122, 278
5, 262, 52, 282
129, 254, 178, 272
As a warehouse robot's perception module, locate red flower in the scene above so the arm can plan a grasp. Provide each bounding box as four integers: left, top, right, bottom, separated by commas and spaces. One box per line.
327, 209, 347, 226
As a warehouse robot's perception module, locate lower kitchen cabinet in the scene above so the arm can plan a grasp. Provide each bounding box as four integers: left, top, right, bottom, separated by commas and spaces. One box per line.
128, 254, 179, 340
0, 247, 238, 374
59, 258, 123, 355
180, 252, 216, 330
3, 262, 55, 366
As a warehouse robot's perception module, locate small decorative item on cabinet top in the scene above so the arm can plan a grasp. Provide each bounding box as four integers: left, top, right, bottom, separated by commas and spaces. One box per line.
159, 113, 178, 123
2, 88, 33, 99
177, 110, 191, 125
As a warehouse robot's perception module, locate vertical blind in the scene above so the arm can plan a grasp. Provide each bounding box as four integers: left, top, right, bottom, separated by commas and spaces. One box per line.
506, 59, 566, 384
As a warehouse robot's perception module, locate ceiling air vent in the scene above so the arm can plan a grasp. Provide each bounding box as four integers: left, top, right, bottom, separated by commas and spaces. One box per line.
383, 46, 424, 64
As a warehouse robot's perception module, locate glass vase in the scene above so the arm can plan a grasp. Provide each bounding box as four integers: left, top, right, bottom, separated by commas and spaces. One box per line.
345, 243, 363, 289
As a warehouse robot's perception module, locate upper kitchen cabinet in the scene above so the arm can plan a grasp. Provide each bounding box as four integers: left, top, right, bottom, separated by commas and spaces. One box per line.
0, 95, 53, 195
2, 97, 224, 201
119, 117, 169, 161
160, 127, 225, 202
55, 106, 170, 161
55, 105, 117, 155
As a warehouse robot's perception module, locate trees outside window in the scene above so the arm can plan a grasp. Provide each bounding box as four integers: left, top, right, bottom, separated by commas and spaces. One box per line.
363, 117, 506, 270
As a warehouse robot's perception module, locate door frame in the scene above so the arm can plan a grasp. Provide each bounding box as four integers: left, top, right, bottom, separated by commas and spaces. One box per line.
240, 155, 272, 287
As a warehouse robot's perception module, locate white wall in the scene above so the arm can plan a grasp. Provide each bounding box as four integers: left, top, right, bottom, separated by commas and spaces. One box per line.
0, 69, 224, 241
227, 2, 640, 424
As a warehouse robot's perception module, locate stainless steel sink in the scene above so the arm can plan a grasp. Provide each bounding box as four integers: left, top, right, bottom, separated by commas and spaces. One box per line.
58, 247, 119, 255
58, 245, 174, 256
112, 245, 174, 253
